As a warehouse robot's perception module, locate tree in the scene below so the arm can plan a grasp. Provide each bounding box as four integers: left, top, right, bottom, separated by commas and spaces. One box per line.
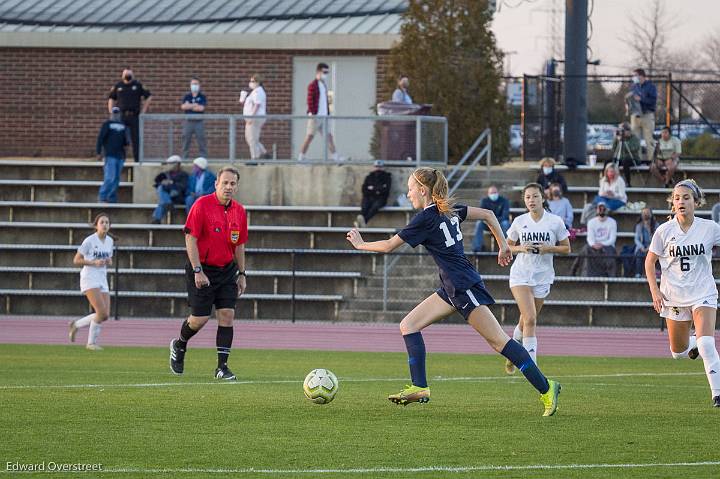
623, 0, 676, 75
387, 0, 509, 161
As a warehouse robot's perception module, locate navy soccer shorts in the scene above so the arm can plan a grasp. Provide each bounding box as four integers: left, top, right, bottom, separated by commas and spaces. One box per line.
436, 282, 495, 320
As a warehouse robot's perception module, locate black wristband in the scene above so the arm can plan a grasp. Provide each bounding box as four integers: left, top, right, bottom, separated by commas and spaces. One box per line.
238, 271, 246, 277
193, 266, 202, 274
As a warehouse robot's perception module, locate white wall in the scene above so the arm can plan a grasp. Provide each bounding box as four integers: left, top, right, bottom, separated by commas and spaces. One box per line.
292, 56, 377, 161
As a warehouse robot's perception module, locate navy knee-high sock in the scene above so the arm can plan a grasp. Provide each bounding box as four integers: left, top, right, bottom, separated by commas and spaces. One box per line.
403, 332, 427, 388
501, 339, 549, 394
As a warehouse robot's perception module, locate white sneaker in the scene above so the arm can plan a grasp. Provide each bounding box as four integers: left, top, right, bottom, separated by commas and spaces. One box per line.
297, 153, 306, 162
86, 344, 103, 351
355, 214, 366, 228
332, 153, 346, 162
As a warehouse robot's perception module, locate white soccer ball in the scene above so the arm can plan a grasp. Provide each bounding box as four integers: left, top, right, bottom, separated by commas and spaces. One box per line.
303, 368, 339, 404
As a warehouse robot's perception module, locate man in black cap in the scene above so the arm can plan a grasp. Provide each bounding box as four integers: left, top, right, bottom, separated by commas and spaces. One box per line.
356, 160, 392, 227
108, 68, 152, 161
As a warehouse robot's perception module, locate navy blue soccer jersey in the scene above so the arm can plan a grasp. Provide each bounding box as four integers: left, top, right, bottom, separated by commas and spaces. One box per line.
398, 204, 483, 296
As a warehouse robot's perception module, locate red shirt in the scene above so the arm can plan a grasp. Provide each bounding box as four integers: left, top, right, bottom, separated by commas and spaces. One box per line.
184, 193, 248, 267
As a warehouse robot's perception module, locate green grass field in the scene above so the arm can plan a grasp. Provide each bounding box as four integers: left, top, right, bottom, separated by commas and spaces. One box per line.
1, 344, 719, 479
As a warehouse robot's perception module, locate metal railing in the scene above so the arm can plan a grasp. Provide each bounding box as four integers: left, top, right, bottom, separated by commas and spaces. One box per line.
139, 113, 448, 166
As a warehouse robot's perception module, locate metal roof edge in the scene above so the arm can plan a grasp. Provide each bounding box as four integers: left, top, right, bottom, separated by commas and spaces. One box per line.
0, 31, 400, 50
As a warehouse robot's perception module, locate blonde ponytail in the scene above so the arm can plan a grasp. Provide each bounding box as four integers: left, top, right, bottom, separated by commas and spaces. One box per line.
412, 167, 456, 217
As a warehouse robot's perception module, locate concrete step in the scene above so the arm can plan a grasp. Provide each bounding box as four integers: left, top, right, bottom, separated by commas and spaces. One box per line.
0, 181, 134, 202
0, 222, 395, 248
0, 202, 412, 228
0, 161, 134, 182
0, 270, 358, 297
0, 290, 341, 320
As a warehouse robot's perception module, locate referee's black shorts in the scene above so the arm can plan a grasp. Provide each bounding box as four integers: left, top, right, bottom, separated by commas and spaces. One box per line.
185, 261, 239, 317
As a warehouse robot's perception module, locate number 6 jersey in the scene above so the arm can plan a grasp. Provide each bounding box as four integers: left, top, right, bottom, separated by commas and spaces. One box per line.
398, 204, 481, 297
649, 217, 720, 306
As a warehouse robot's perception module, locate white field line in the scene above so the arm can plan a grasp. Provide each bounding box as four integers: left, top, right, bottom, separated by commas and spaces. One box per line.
0, 371, 705, 391
7, 461, 715, 475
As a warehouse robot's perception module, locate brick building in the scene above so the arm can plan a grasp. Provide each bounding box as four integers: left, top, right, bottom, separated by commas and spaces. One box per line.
0, 1, 407, 158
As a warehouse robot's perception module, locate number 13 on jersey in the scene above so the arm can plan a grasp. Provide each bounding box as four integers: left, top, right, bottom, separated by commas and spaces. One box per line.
439, 217, 463, 247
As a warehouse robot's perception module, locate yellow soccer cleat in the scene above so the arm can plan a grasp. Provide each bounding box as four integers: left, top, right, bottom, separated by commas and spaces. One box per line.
504, 358, 516, 375
388, 385, 430, 405
539, 379, 561, 417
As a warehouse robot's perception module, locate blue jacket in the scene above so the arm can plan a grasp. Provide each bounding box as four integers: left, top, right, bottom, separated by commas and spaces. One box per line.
188, 170, 216, 197
632, 80, 657, 114
480, 196, 510, 223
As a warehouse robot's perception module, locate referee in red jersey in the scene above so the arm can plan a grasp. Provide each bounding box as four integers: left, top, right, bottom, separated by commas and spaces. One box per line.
170, 166, 248, 380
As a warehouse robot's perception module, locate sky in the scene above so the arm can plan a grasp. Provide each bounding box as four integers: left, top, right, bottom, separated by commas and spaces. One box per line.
490, 0, 719, 76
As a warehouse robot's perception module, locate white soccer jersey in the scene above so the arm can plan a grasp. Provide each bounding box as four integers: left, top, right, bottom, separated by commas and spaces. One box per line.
507, 211, 569, 286
77, 233, 113, 286
649, 217, 720, 306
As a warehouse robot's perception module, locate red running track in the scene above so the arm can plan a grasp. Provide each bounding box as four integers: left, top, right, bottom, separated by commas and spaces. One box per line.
2, 315, 717, 358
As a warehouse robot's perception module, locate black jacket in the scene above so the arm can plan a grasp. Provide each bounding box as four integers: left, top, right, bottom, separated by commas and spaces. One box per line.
536, 170, 568, 194
362, 170, 392, 199
153, 169, 189, 199
96, 120, 130, 159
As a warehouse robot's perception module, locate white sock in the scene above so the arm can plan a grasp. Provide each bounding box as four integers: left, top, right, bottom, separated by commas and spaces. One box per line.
670, 336, 697, 359
512, 324, 523, 343
74, 313, 95, 329
522, 337, 538, 364
88, 321, 103, 346
697, 336, 720, 397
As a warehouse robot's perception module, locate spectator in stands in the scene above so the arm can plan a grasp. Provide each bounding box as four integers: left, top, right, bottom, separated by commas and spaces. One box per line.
547, 182, 573, 229
180, 77, 207, 160
239, 74, 268, 161
632, 207, 658, 277
712, 194, 720, 224
186, 157, 216, 211
573, 201, 618, 277
151, 155, 189, 224
96, 106, 130, 203
472, 185, 510, 253
535, 157, 567, 196
355, 160, 392, 228
298, 63, 344, 162
609, 122, 641, 186
629, 68, 657, 162
108, 68, 152, 161
650, 127, 681, 187
594, 163, 627, 211
392, 75, 413, 104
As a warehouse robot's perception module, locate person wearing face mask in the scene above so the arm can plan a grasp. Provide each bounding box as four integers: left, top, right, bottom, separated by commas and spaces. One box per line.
572, 201, 618, 277
629, 68, 657, 162
547, 182, 573, 229
391, 75, 413, 104
472, 185, 510, 253
186, 157, 216, 211
95, 107, 130, 203
298, 63, 344, 162
239, 74, 268, 161
180, 77, 208, 160
108, 68, 152, 161
535, 158, 567, 196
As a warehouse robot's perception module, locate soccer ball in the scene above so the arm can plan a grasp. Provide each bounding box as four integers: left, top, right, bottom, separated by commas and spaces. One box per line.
303, 368, 339, 404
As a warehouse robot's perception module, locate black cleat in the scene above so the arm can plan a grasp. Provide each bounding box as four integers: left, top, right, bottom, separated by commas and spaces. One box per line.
214, 366, 237, 381
169, 339, 185, 375
688, 347, 700, 360
713, 396, 720, 408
